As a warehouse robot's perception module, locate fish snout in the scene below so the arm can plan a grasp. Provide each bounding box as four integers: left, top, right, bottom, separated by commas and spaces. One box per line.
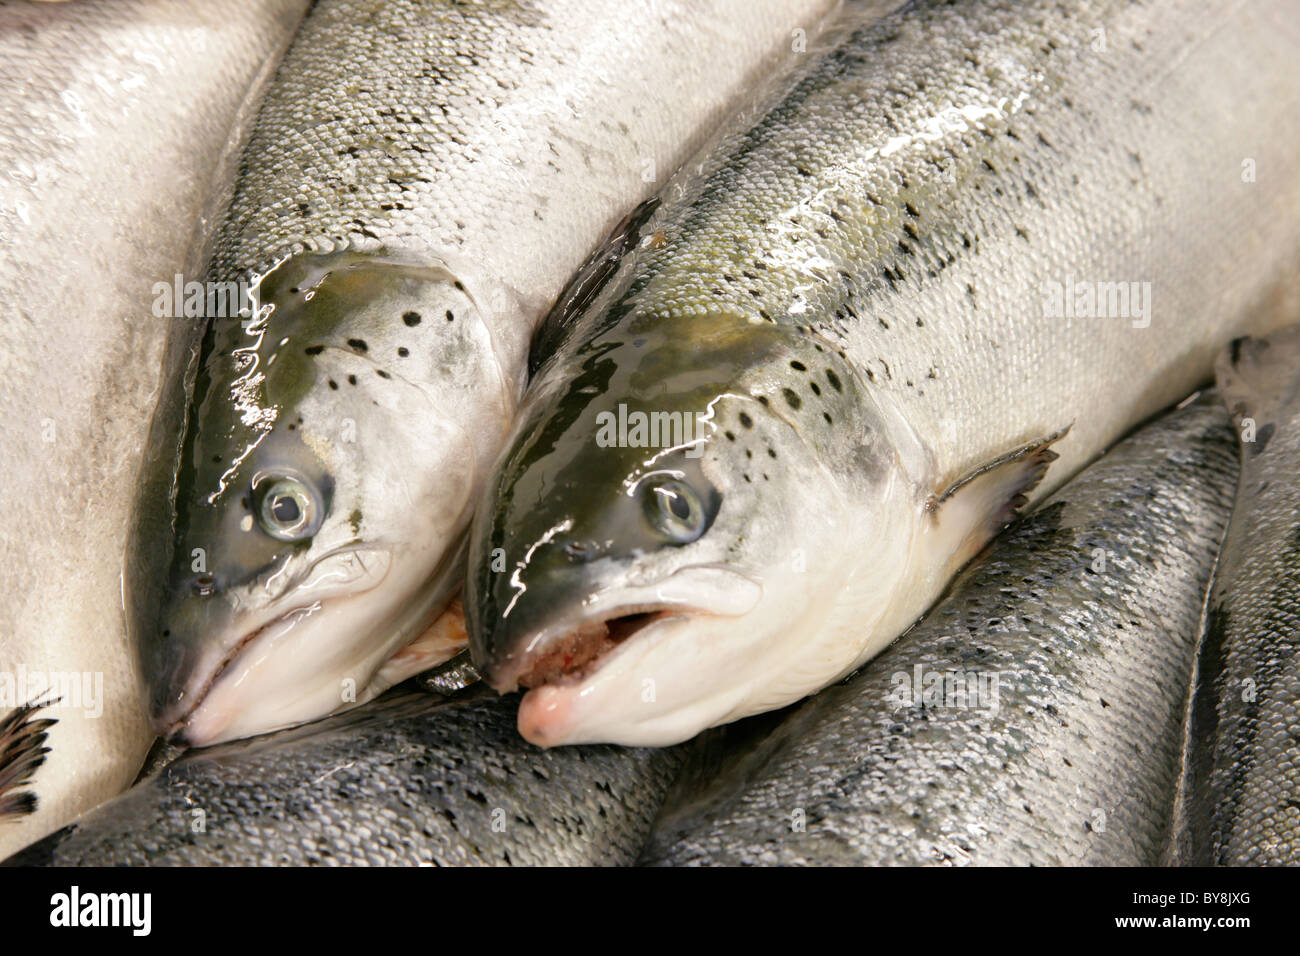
143, 591, 240, 738
467, 532, 592, 690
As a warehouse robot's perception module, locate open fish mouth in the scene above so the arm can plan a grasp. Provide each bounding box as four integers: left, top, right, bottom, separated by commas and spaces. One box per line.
512, 606, 682, 690
474, 565, 766, 746
503, 603, 700, 748
484, 564, 767, 696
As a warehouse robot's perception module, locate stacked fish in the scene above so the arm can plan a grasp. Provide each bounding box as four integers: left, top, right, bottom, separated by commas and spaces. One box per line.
1, 0, 1297, 866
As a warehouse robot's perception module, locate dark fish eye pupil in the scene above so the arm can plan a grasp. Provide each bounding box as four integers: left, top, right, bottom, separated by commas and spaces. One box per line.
645, 478, 707, 544
272, 495, 301, 523
257, 476, 321, 541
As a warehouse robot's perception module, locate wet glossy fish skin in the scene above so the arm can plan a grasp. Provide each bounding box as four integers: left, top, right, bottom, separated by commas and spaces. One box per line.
1175, 327, 1300, 865
5, 691, 688, 867
468, 0, 1300, 747
641, 394, 1238, 866
136, 0, 844, 746
0, 0, 310, 858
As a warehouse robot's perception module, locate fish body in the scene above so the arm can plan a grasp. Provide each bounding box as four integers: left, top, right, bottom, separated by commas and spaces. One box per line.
467, 0, 1300, 747
1173, 326, 1300, 865
5, 690, 688, 866
642, 393, 1238, 866
0, 0, 310, 857
137, 0, 848, 746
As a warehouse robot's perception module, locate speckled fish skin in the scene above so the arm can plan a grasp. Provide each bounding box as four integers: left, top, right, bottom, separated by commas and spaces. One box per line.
640, 393, 1238, 866
3, 690, 688, 867
1174, 326, 1300, 866
0, 0, 309, 860
135, 0, 846, 747
467, 0, 1300, 748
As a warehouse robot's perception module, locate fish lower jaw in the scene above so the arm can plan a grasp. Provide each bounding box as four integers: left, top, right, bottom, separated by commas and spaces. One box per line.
507, 605, 754, 748
160, 605, 306, 744
511, 577, 878, 748
165, 590, 381, 746
171, 557, 465, 746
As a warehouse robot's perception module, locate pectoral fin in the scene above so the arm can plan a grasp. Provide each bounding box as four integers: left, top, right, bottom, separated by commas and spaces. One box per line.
924, 427, 1070, 575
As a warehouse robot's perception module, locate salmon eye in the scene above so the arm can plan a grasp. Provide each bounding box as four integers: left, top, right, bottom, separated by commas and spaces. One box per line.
643, 478, 707, 544
255, 475, 322, 541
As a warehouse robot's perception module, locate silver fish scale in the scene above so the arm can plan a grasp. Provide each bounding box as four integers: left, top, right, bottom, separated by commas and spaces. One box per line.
585, 0, 1300, 496
640, 395, 1237, 866
1180, 374, 1300, 864
206, 0, 812, 310
209, 0, 554, 283
6, 693, 687, 866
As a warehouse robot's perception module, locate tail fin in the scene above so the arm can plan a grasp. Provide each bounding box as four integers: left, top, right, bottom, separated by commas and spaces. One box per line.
0, 695, 58, 821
